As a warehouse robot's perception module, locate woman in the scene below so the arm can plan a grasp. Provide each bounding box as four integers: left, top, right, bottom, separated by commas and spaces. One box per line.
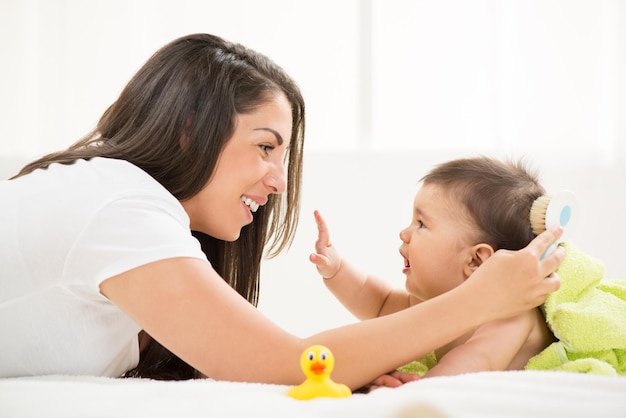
0, 33, 563, 390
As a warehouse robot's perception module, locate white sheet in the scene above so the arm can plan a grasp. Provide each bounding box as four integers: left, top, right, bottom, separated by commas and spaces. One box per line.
1, 371, 625, 418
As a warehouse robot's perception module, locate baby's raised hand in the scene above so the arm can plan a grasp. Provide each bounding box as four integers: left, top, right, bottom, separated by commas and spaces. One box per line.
309, 210, 342, 279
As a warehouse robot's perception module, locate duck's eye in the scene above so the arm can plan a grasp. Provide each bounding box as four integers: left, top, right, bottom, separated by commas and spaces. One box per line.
307, 352, 315, 361
320, 352, 327, 361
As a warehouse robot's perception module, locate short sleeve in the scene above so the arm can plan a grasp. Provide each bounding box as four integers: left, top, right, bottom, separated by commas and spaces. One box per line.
63, 189, 208, 291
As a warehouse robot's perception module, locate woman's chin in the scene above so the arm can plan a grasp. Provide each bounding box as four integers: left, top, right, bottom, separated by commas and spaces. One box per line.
198, 225, 242, 242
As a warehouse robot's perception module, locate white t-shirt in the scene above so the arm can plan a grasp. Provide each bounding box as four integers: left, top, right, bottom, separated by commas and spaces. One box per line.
0, 158, 208, 377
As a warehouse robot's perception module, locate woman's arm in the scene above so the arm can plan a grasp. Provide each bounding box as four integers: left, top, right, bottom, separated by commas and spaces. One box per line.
101, 227, 563, 390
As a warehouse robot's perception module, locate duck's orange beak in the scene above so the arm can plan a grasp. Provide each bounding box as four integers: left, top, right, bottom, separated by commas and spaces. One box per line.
310, 362, 326, 375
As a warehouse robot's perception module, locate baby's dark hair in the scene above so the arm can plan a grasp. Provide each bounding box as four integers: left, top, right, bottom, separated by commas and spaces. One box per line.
421, 156, 546, 251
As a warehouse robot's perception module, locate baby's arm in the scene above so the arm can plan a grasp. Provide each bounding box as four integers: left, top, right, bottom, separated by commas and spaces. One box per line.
309, 210, 414, 319
425, 311, 536, 377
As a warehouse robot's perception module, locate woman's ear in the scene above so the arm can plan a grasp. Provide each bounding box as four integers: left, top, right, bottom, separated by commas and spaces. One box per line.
463, 243, 494, 279
179, 115, 195, 150
179, 132, 189, 150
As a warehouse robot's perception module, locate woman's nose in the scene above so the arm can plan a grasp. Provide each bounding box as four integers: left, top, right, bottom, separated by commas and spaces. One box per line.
265, 162, 286, 194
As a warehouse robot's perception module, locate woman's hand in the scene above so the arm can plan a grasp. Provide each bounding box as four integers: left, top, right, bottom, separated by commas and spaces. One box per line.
466, 226, 565, 321
309, 210, 343, 279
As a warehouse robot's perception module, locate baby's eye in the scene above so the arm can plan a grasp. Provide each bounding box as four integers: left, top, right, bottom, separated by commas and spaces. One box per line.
417, 220, 426, 228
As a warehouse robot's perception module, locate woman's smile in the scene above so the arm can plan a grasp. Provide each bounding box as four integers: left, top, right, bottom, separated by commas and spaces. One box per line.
241, 195, 261, 213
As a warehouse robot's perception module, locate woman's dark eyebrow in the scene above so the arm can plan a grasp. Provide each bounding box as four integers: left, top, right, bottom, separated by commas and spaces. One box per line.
254, 128, 283, 145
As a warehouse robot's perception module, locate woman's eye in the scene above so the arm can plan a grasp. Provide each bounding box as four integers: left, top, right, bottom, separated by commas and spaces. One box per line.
259, 144, 274, 154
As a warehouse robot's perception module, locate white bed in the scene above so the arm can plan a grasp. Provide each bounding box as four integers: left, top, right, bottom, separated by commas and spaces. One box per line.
1, 371, 625, 418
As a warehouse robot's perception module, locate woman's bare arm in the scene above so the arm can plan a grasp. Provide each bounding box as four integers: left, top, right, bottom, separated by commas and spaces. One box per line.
101, 227, 563, 390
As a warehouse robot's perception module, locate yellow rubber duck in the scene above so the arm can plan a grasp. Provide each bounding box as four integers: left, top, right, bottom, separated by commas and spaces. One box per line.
288, 345, 352, 400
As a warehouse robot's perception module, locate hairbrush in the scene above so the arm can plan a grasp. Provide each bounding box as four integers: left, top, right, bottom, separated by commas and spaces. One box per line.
530, 190, 578, 258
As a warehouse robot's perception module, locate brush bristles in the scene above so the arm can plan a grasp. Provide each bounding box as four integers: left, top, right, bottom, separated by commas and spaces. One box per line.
530, 194, 552, 235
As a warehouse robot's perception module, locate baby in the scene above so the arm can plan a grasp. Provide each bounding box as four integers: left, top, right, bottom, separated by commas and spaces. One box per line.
310, 156, 556, 383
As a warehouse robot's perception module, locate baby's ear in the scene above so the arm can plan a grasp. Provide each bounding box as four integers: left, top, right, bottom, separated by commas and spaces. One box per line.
463, 244, 494, 278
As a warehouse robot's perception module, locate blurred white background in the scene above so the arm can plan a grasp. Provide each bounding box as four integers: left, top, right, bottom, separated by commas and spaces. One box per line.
1, 0, 625, 337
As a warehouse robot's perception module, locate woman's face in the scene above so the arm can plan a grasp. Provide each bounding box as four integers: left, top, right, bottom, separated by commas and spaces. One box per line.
398, 184, 478, 301
181, 92, 293, 241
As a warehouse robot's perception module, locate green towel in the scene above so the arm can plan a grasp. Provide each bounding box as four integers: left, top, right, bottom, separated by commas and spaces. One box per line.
398, 352, 437, 377
525, 242, 626, 375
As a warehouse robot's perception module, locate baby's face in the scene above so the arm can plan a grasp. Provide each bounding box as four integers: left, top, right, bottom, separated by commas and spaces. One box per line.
398, 184, 479, 301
